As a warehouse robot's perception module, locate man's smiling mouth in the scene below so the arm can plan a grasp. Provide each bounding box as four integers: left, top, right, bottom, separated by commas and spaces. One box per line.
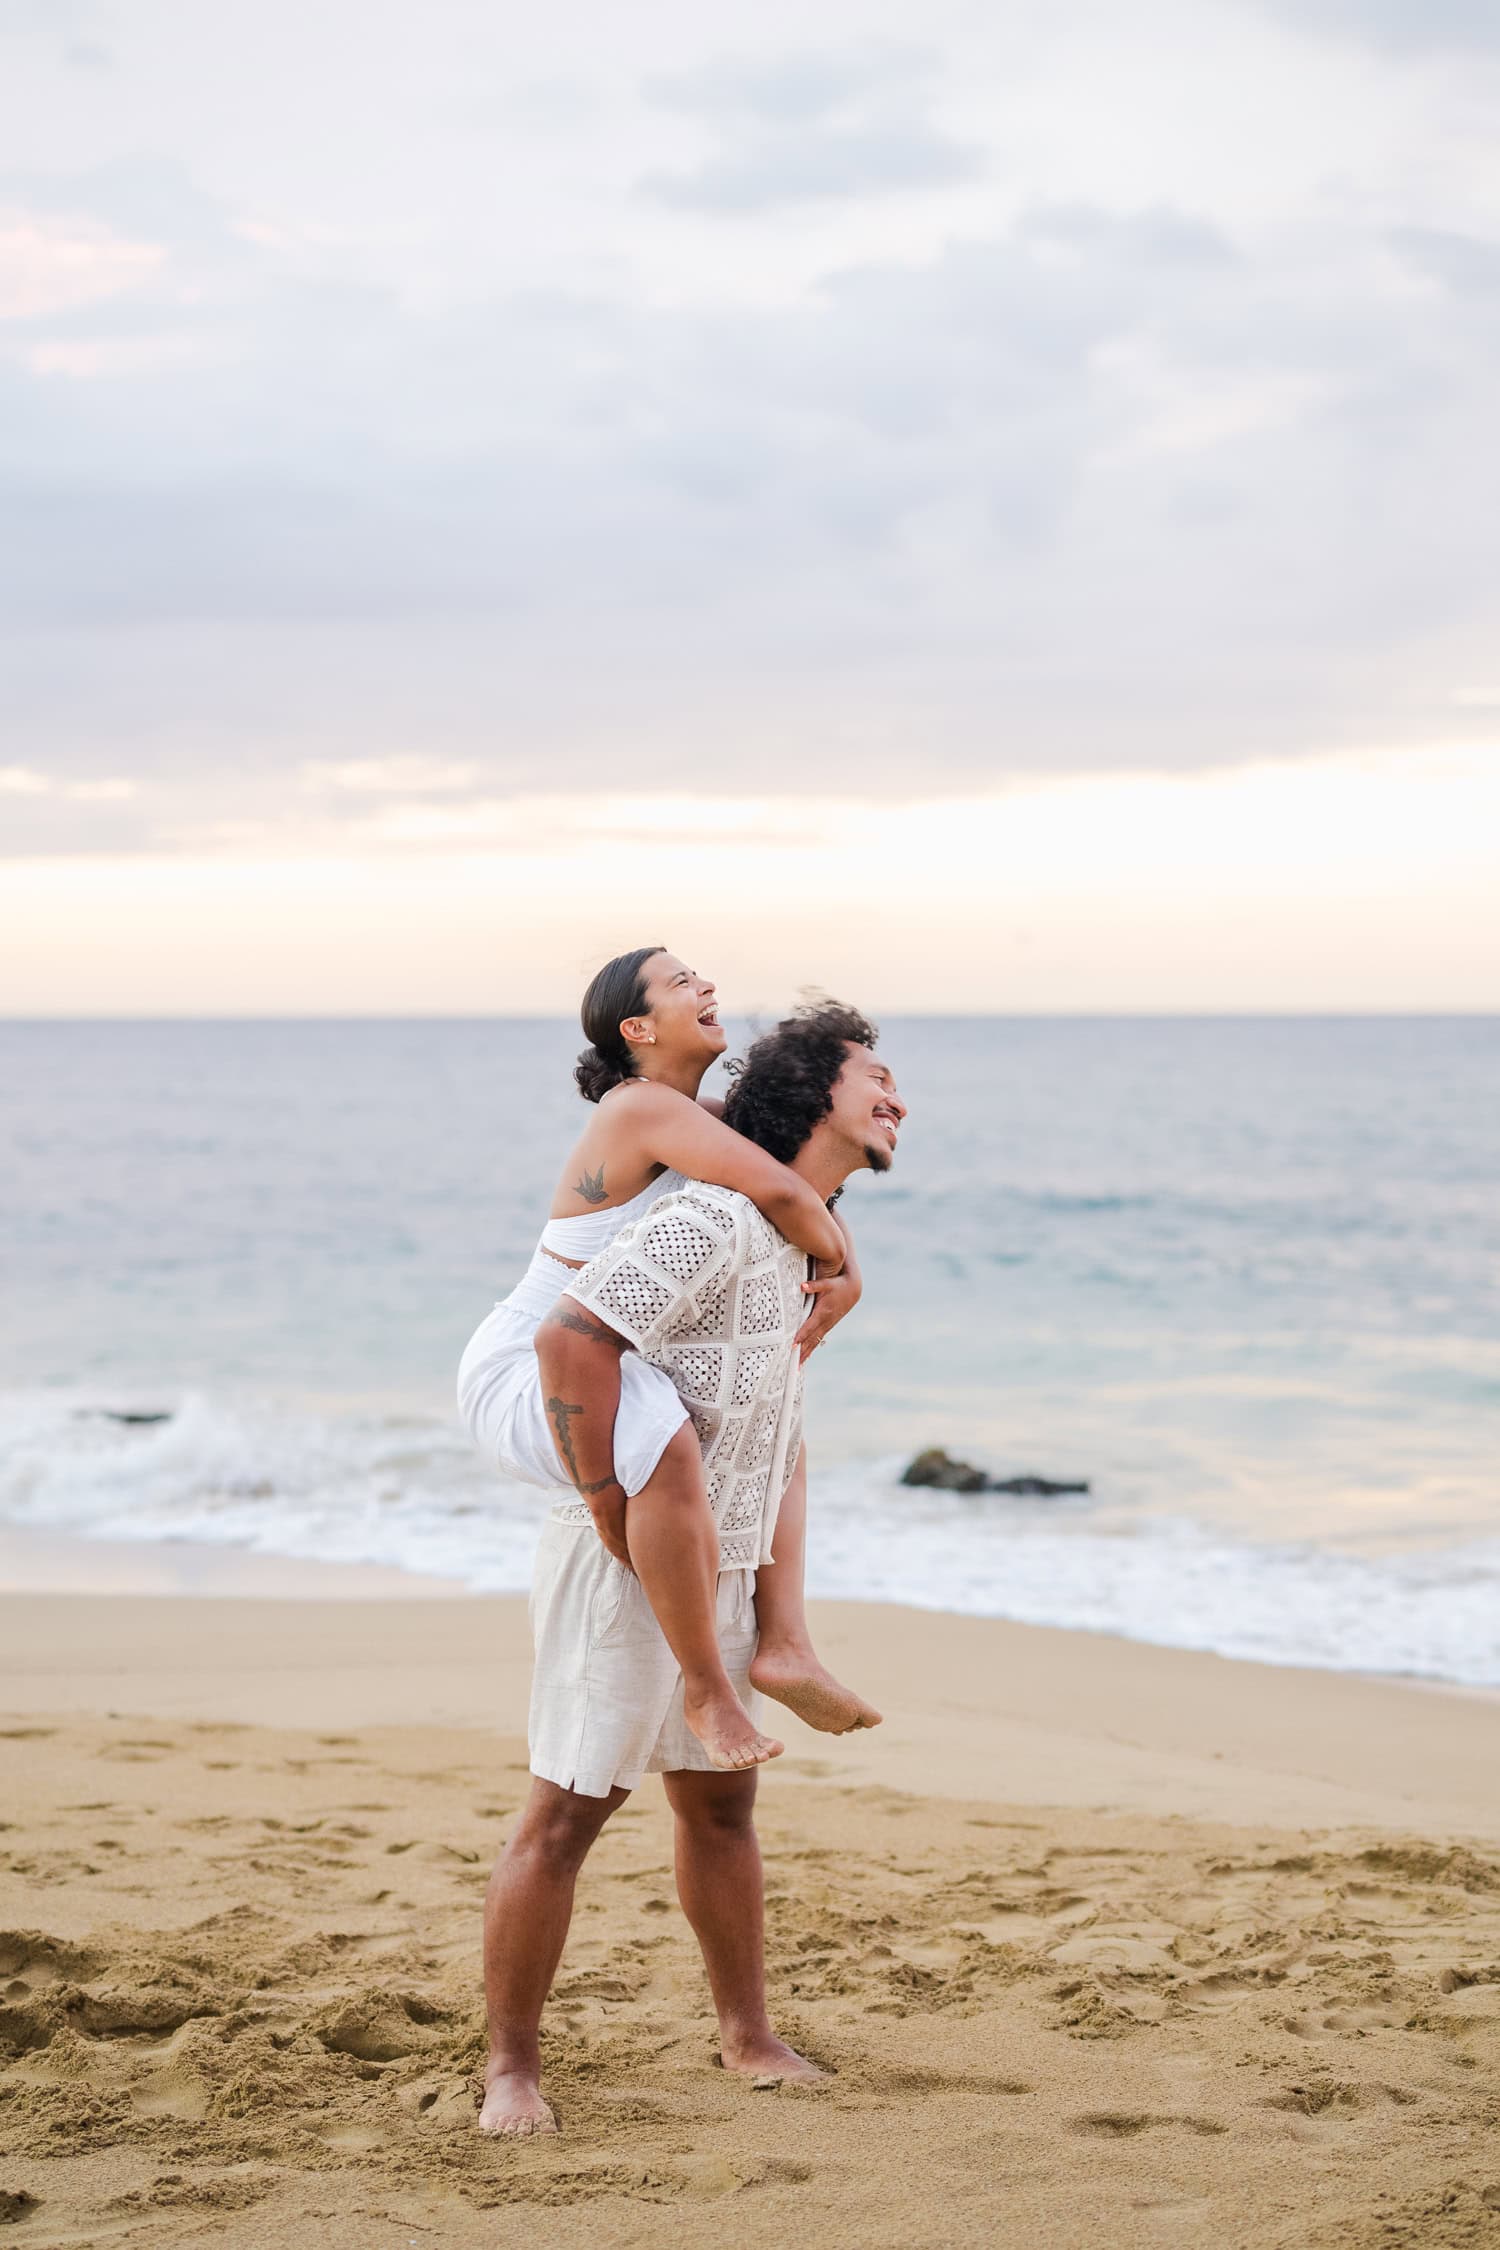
873, 1106, 900, 1146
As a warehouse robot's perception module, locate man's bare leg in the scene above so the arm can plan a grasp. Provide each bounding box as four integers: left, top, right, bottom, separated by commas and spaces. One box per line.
748, 1446, 882, 1734
662, 1767, 825, 2084
626, 1424, 783, 1772
479, 1776, 625, 2134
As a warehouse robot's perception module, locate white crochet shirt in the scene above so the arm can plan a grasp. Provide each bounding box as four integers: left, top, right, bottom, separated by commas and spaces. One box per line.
560, 1181, 808, 1572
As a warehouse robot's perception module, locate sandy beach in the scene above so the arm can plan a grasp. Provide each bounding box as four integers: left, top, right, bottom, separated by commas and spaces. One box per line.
4, 1586, 1500, 2249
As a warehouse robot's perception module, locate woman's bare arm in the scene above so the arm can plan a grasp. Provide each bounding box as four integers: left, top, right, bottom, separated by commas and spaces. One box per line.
611, 1083, 844, 1266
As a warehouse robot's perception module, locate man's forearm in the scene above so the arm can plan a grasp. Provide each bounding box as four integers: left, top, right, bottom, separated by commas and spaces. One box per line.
534, 1302, 627, 1498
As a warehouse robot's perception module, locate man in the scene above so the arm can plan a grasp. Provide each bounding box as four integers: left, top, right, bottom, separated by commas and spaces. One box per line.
478, 1002, 907, 2136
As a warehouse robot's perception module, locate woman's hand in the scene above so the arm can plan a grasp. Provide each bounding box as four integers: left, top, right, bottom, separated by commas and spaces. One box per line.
796, 1259, 862, 1361
587, 1483, 633, 1569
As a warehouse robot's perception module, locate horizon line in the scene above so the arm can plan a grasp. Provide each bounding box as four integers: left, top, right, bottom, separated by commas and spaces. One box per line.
2, 1009, 1497, 1027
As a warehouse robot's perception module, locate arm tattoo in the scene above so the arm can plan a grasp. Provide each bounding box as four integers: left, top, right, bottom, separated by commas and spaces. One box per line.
573, 1161, 609, 1205
545, 1395, 618, 1496
544, 1302, 619, 1345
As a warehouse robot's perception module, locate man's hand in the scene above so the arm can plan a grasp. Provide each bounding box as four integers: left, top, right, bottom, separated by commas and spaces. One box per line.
796, 1259, 862, 1360
586, 1481, 632, 1569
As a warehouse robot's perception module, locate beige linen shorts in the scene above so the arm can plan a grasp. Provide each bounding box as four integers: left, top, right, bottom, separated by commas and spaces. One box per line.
528, 1517, 760, 1799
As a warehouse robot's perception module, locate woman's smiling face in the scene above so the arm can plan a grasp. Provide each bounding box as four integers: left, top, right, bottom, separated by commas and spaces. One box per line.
628, 952, 727, 1066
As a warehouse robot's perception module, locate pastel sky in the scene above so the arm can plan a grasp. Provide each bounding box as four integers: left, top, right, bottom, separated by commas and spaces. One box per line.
1, 0, 1497, 1011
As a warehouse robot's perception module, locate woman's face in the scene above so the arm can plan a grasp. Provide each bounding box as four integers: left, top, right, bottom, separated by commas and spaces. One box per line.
632, 952, 726, 1065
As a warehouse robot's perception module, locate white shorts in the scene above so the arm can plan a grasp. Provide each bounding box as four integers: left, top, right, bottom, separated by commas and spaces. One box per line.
457, 1251, 688, 1500
528, 1518, 760, 1798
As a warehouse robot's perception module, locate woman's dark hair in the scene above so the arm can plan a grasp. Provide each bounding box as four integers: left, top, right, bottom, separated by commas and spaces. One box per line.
575, 946, 667, 1102
722, 999, 878, 1163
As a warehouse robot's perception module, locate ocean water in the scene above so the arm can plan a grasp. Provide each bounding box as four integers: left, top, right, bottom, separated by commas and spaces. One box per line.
2, 1016, 1497, 1684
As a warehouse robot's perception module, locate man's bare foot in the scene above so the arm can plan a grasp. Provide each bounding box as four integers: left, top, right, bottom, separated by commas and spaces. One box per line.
720, 2031, 827, 2086
478, 2062, 557, 2137
749, 1644, 882, 1735
684, 1687, 784, 1772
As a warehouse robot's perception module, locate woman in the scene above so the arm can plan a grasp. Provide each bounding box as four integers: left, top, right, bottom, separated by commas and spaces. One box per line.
458, 945, 879, 1772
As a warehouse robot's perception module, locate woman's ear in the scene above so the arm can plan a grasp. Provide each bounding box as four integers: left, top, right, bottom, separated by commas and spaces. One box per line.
620, 1016, 656, 1050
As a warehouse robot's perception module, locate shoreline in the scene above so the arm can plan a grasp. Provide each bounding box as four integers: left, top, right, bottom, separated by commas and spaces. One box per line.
3, 1518, 1495, 1709
5, 1573, 1499, 1840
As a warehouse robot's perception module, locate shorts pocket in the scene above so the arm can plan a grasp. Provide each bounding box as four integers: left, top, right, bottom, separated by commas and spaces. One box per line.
592, 1560, 664, 1648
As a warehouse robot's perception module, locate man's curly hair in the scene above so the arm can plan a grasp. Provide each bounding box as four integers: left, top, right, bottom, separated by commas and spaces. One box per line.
722, 1000, 879, 1164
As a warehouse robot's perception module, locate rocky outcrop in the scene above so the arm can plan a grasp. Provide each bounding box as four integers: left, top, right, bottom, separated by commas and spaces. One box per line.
900, 1448, 1089, 1498
75, 1410, 173, 1425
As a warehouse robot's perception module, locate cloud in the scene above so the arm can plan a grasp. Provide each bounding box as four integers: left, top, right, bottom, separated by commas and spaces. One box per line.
0, 156, 237, 251
0, 4, 1497, 859
2, 175, 1497, 827
641, 45, 979, 211
1388, 226, 1500, 297
1247, 0, 1500, 52
6, 754, 1498, 1013
646, 47, 930, 121
642, 120, 981, 212
0, 210, 164, 320
299, 757, 483, 796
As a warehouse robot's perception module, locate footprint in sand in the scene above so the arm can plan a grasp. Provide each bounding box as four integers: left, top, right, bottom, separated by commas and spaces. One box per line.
315, 2121, 389, 2150
315, 1989, 445, 2062
131, 2065, 211, 2120
1070, 2112, 1227, 2139
105, 2172, 275, 2215
1264, 2077, 1416, 2121
0, 1932, 103, 1986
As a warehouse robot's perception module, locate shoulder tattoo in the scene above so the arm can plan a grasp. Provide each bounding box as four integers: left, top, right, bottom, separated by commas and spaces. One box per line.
543, 1301, 619, 1345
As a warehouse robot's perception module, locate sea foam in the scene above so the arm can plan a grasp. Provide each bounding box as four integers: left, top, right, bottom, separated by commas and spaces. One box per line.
4, 1389, 1496, 1689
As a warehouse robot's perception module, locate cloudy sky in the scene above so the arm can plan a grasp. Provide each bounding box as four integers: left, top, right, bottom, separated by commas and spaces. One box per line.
2, 0, 1497, 1011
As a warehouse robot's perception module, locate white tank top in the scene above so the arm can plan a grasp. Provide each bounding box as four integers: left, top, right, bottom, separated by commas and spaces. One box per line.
538, 1168, 687, 1262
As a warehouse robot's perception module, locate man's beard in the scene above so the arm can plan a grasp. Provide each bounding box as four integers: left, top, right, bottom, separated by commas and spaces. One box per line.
862, 1140, 893, 1175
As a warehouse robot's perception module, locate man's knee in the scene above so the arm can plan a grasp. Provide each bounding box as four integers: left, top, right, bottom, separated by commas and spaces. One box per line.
668, 1771, 757, 1836
512, 1780, 620, 1869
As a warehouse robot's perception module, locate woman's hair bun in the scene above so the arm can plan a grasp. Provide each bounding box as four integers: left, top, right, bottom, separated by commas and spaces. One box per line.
574, 1043, 630, 1103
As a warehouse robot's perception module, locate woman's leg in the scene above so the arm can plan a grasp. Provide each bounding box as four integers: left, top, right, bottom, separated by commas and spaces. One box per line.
748, 1446, 882, 1734
624, 1424, 784, 1772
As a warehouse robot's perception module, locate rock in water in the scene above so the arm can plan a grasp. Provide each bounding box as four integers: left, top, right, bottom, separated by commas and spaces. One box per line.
900, 1447, 989, 1493
900, 1450, 1091, 1498
987, 1475, 1090, 1498
74, 1409, 174, 1426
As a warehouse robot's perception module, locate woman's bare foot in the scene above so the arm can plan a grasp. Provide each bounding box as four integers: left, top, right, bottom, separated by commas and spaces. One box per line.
478, 2062, 558, 2137
749, 1643, 882, 1735
683, 1687, 784, 1772
720, 2030, 827, 2085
